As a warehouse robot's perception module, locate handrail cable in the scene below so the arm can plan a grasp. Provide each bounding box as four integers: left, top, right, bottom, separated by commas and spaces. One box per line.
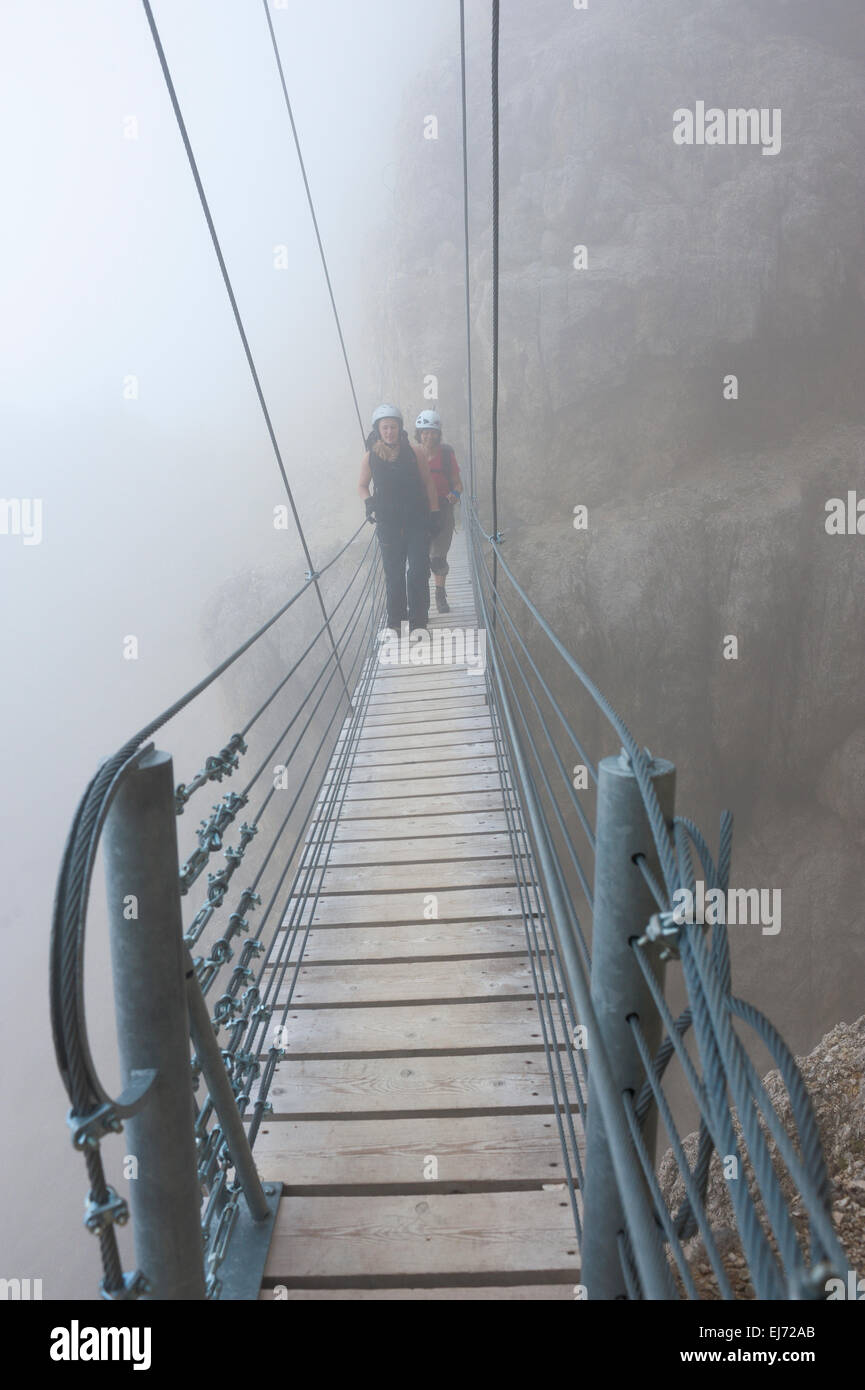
473, 535, 597, 853
238, 528, 377, 743
186, 555, 380, 957
470, 503, 679, 897
486, 688, 586, 1238
243, 582, 385, 1147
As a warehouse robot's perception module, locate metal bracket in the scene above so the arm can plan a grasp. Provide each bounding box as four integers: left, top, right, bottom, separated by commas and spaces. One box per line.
66, 1070, 158, 1149
213, 1183, 283, 1301
100, 1269, 151, 1301
84, 1185, 129, 1237
636, 909, 683, 961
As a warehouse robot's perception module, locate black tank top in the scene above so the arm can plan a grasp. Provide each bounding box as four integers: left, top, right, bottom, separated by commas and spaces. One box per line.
368, 438, 428, 526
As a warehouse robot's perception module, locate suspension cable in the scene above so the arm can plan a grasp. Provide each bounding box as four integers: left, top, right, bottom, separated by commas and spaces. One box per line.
490, 0, 500, 604
260, 0, 365, 443
459, 0, 476, 505
140, 0, 353, 709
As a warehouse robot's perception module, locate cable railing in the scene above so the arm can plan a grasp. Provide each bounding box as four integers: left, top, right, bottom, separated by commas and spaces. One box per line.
50, 522, 384, 1298
464, 496, 847, 1300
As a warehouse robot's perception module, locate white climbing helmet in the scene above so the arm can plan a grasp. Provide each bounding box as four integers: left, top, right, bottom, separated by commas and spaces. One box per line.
415, 409, 442, 431
372, 403, 403, 426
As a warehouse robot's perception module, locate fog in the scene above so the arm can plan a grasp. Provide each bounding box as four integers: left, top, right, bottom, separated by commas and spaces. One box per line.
6, 0, 863, 1304
1, 0, 452, 1298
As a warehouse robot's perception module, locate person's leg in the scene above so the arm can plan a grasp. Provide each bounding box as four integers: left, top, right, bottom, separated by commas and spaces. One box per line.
407, 521, 432, 629
429, 502, 455, 611
378, 525, 409, 629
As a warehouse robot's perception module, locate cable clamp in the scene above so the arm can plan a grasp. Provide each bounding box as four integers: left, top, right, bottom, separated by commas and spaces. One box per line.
636, 909, 683, 961
84, 1185, 129, 1237
67, 1103, 123, 1150
305, 569, 320, 581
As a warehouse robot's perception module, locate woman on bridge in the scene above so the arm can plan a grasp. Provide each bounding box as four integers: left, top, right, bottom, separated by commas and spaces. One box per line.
414, 409, 462, 615
358, 404, 442, 633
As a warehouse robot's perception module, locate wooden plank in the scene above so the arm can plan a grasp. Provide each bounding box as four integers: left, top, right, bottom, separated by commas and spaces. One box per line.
264, 1190, 581, 1279
368, 686, 487, 709
335, 730, 496, 755
260, 1000, 552, 1056
298, 858, 525, 895
342, 717, 494, 745
251, 1113, 580, 1186
324, 757, 503, 787
333, 773, 505, 802
270, 957, 543, 1006
302, 832, 518, 868
313, 811, 511, 841
319, 790, 503, 821
361, 699, 489, 726
260, 1286, 576, 1299
345, 741, 500, 769
282, 886, 525, 926
369, 672, 485, 693
298, 920, 535, 962
255, 1052, 560, 1114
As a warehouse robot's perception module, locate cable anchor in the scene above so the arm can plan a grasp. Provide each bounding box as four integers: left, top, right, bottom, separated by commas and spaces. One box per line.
636, 909, 683, 962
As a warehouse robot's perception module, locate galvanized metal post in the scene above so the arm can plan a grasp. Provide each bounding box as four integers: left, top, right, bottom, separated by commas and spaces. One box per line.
581, 750, 676, 1301
103, 748, 206, 1300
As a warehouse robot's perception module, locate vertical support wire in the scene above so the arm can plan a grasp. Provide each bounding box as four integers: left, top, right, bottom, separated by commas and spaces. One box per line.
489, 0, 501, 626
459, 0, 477, 507
140, 0, 354, 713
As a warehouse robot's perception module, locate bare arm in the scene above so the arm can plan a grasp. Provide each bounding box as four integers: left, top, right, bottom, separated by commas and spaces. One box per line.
358, 451, 372, 500
413, 447, 440, 511
446, 449, 463, 498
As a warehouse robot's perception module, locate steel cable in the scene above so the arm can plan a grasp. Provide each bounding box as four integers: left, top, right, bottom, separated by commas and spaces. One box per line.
260, 0, 365, 443
141, 0, 353, 708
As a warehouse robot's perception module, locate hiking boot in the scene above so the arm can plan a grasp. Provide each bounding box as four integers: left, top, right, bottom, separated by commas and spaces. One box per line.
435, 587, 450, 613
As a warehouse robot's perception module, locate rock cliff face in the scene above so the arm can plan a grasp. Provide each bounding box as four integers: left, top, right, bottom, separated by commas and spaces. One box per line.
659, 1015, 865, 1298
366, 0, 865, 1059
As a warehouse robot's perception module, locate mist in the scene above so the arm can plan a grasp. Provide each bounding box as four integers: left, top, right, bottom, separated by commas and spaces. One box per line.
5, 0, 864, 1304
1, 0, 452, 1298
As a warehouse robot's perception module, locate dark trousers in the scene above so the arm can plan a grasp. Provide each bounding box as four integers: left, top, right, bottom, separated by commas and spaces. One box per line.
377, 517, 430, 629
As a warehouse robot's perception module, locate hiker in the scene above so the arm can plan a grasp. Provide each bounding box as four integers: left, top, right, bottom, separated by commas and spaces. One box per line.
414, 410, 462, 614
358, 404, 442, 632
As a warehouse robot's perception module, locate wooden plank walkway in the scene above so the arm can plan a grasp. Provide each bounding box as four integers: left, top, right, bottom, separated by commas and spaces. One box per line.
258, 526, 583, 1298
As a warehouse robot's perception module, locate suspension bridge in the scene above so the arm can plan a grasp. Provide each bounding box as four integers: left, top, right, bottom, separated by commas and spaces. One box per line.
255, 528, 582, 1296
49, 0, 849, 1302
